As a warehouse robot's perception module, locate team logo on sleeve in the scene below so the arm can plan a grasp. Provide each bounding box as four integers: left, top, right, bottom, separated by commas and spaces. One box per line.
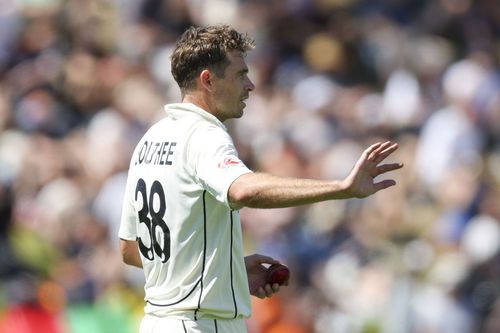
218, 156, 242, 169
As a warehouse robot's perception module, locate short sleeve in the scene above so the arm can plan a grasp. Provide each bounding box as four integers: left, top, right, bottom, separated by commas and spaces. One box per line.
187, 124, 252, 208
118, 167, 138, 241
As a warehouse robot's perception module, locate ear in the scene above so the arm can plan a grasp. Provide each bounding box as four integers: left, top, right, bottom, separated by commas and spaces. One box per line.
199, 69, 213, 91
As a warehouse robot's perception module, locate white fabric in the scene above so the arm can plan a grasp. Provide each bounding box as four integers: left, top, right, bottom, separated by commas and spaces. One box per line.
119, 103, 253, 321
140, 315, 246, 333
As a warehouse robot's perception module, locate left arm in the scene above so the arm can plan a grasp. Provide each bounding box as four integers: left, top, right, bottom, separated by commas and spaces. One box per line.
118, 240, 283, 298
120, 239, 143, 268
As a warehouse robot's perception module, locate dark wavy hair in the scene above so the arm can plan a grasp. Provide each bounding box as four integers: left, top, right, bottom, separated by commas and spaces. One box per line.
170, 25, 255, 94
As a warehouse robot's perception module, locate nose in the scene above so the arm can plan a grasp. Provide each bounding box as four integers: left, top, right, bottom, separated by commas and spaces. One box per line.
245, 76, 255, 92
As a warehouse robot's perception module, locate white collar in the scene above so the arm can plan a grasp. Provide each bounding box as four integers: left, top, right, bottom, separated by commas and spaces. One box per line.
164, 103, 226, 130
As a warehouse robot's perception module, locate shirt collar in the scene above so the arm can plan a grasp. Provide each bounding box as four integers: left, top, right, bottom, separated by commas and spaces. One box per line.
164, 103, 227, 130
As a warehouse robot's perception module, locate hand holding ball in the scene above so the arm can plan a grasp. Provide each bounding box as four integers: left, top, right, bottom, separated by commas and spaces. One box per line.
266, 264, 290, 285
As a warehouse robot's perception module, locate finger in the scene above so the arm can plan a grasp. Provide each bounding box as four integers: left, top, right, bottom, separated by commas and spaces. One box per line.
363, 142, 383, 160
376, 163, 403, 175
271, 283, 280, 293
368, 141, 394, 161
378, 142, 399, 158
373, 143, 399, 164
373, 179, 396, 192
256, 287, 266, 299
264, 284, 275, 297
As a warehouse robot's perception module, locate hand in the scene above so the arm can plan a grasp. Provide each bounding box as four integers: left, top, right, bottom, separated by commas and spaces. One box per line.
343, 141, 403, 198
245, 254, 285, 299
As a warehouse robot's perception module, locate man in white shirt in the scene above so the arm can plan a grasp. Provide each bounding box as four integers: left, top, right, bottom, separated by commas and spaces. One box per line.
119, 24, 403, 333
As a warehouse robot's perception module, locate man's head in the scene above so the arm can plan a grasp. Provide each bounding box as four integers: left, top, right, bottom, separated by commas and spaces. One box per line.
170, 25, 255, 95
170, 25, 256, 121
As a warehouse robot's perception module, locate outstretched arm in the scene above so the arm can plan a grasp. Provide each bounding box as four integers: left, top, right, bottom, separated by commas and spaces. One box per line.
229, 141, 403, 208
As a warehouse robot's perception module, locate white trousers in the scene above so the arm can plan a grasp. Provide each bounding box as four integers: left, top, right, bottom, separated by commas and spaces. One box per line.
139, 315, 247, 333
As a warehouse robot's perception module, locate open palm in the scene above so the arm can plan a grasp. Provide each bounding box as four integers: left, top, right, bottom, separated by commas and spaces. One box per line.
344, 141, 403, 198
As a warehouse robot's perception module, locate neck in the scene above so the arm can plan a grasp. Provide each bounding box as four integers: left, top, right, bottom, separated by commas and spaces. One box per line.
183, 92, 208, 110
183, 93, 222, 121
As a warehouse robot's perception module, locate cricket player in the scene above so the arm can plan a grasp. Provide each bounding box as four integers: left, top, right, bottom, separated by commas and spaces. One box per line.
119, 24, 403, 333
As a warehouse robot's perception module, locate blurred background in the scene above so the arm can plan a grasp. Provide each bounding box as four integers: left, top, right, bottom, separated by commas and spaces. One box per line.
0, 0, 499, 332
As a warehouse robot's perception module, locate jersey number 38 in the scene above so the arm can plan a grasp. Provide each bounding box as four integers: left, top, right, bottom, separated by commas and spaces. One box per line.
135, 178, 170, 263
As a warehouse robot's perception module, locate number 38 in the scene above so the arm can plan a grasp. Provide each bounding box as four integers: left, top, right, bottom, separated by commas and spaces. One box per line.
135, 178, 170, 263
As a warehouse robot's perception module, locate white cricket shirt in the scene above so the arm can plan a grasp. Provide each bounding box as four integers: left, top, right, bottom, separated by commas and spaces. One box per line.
119, 103, 253, 320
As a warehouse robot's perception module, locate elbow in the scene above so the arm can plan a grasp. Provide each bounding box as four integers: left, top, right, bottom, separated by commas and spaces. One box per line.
120, 248, 131, 265
229, 179, 258, 207
229, 173, 270, 208
231, 188, 264, 208
122, 252, 139, 267
121, 252, 133, 266
120, 239, 138, 266
229, 187, 252, 206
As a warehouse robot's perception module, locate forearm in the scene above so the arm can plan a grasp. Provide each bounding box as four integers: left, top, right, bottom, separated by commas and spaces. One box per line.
125, 253, 143, 268
228, 173, 351, 208
120, 239, 143, 268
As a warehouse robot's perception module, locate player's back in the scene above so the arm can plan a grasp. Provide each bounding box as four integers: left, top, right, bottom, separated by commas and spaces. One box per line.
119, 103, 253, 320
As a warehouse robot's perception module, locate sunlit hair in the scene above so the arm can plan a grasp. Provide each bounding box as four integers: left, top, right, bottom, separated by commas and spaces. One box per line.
170, 25, 255, 94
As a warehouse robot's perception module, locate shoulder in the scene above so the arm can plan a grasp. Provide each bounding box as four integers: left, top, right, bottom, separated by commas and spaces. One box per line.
190, 121, 233, 146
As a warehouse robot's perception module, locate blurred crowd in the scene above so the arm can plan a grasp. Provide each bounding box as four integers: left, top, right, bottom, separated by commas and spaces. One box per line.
1, 0, 499, 332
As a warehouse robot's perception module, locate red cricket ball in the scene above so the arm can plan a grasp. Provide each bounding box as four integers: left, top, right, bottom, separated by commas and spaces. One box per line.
266, 264, 290, 285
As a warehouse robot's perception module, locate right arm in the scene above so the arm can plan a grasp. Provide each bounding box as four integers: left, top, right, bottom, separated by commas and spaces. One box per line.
229, 141, 403, 208
120, 239, 143, 268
